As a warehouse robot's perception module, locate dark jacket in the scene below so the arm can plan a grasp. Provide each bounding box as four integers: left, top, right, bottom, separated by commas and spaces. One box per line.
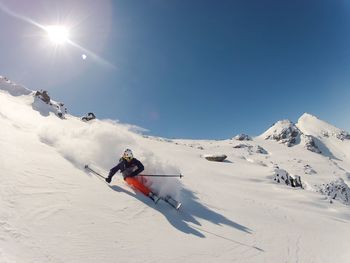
108, 158, 144, 179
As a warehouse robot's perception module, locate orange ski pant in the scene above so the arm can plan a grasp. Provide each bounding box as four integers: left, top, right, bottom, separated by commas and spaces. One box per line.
124, 177, 151, 196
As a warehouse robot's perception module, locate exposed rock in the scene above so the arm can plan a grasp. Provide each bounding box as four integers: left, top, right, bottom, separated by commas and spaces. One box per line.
264, 120, 301, 147
273, 168, 303, 188
303, 135, 321, 154
34, 90, 51, 104
336, 130, 350, 141
233, 144, 250, 149
255, 145, 268, 154
321, 131, 329, 138
82, 112, 96, 122
32, 94, 67, 119
304, 164, 317, 175
203, 154, 227, 162
234, 134, 252, 141
233, 144, 268, 154
55, 102, 67, 118
316, 178, 350, 205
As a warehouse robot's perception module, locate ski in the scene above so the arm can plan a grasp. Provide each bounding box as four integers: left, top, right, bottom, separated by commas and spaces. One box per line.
161, 195, 182, 210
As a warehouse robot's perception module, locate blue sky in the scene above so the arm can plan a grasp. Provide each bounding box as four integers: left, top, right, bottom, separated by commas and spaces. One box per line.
0, 0, 349, 139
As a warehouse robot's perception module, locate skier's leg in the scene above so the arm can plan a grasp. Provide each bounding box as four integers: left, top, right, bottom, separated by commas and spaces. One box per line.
124, 177, 151, 196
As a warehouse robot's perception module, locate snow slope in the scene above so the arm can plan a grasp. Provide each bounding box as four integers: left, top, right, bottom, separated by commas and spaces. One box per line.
1, 78, 350, 263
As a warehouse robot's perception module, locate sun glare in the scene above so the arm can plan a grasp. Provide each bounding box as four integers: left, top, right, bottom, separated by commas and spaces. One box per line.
45, 25, 69, 45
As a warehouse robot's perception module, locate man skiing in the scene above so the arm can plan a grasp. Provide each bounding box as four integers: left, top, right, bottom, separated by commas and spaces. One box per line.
105, 149, 159, 203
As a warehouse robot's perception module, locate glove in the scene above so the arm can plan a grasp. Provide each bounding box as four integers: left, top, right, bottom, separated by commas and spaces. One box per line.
105, 177, 112, 183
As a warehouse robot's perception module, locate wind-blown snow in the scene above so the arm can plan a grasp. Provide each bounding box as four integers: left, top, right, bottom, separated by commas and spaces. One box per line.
1, 79, 350, 263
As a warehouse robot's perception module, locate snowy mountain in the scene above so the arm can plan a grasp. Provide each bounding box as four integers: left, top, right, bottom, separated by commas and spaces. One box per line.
1, 76, 350, 263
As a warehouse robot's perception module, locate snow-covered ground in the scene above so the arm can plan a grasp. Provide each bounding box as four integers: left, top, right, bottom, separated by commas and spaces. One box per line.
1, 76, 350, 263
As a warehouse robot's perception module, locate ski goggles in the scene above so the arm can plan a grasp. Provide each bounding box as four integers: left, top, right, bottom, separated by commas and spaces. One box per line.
123, 156, 133, 162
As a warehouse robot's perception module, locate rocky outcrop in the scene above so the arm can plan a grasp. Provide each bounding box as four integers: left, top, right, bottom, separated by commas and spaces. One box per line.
321, 130, 349, 141
304, 164, 317, 175
32, 93, 67, 119
303, 135, 322, 153
82, 112, 96, 122
233, 144, 268, 154
255, 145, 268, 154
316, 178, 350, 205
336, 131, 350, 141
203, 154, 227, 162
263, 120, 301, 147
273, 168, 303, 188
233, 134, 252, 141
34, 90, 51, 104
233, 144, 249, 149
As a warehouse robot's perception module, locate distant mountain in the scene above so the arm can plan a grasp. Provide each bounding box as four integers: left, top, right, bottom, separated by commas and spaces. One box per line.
297, 113, 350, 141
259, 112, 349, 157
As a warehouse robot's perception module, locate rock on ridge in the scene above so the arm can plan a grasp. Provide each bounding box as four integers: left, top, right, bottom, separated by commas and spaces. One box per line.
262, 120, 301, 147
233, 134, 252, 141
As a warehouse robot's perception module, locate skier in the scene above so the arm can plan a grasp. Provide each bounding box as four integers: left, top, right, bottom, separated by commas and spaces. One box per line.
105, 149, 159, 203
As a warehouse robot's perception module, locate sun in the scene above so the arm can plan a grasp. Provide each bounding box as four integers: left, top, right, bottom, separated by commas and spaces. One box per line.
45, 25, 70, 45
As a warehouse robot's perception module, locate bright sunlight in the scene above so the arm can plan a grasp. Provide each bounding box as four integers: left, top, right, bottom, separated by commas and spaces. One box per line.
45, 25, 70, 45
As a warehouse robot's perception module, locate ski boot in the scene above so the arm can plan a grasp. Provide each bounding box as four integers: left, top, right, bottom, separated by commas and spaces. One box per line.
148, 192, 160, 204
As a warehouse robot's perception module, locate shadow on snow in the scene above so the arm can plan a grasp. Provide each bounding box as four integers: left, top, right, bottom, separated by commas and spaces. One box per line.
86, 169, 264, 252
109, 184, 253, 239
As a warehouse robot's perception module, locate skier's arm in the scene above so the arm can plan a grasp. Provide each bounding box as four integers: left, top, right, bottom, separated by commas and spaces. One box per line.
108, 162, 122, 179
129, 159, 144, 177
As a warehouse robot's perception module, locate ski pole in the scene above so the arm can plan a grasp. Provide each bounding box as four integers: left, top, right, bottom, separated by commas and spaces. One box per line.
84, 165, 106, 179
141, 174, 183, 178
85, 165, 183, 179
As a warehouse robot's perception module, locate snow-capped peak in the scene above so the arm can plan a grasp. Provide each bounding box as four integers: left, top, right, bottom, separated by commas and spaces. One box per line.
259, 119, 301, 147
259, 116, 323, 154
297, 112, 350, 141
